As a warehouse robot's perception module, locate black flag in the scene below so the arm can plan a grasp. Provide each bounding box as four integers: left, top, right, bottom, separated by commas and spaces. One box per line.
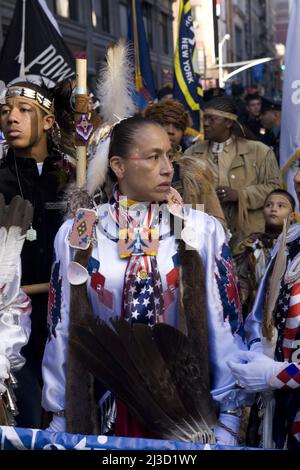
0, 0, 75, 86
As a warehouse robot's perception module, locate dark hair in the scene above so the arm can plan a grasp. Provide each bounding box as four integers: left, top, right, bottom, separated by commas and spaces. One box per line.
157, 84, 173, 100
203, 87, 226, 103
52, 79, 74, 132
245, 93, 261, 104
144, 98, 191, 131
264, 189, 296, 211
231, 83, 245, 97
205, 95, 237, 114
109, 116, 163, 159
108, 116, 164, 180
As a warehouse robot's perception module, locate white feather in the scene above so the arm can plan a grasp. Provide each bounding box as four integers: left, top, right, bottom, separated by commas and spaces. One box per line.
96, 38, 135, 124
86, 39, 136, 194
86, 135, 110, 196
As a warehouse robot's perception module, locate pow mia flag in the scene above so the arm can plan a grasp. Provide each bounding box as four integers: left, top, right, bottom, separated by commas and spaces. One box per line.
0, 0, 75, 86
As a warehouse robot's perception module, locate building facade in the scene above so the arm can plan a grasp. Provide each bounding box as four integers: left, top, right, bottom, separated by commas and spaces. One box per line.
221, 0, 276, 92
0, 0, 175, 91
274, 0, 290, 45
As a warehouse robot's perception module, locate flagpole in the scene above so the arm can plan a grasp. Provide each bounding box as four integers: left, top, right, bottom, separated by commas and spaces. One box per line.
75, 56, 89, 188
132, 0, 142, 91
19, 0, 26, 78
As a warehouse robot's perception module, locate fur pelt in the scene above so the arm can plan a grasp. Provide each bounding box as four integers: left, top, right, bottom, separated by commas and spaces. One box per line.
177, 238, 216, 428
177, 155, 227, 228
63, 183, 93, 220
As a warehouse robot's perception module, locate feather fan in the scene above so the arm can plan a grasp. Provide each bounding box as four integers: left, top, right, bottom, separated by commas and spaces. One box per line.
0, 195, 33, 286
69, 317, 216, 443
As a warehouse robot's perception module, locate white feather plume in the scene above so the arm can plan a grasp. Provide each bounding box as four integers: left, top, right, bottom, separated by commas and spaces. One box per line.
86, 134, 111, 196
96, 38, 135, 124
86, 39, 135, 195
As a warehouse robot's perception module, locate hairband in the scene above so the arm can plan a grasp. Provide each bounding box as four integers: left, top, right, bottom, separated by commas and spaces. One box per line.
204, 108, 238, 121
6, 86, 54, 114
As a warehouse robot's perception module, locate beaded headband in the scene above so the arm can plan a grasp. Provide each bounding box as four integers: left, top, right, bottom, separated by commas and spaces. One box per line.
5, 86, 54, 114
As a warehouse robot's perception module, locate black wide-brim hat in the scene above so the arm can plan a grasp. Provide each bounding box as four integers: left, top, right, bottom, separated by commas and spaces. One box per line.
261, 96, 281, 113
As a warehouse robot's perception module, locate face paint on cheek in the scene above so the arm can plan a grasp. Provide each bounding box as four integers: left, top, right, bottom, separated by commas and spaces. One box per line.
31, 108, 39, 141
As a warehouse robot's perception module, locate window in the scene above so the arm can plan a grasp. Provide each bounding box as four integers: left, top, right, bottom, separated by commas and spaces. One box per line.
235, 26, 243, 62
120, 2, 129, 38
159, 12, 169, 55
54, 0, 79, 21
91, 0, 110, 33
142, 2, 153, 49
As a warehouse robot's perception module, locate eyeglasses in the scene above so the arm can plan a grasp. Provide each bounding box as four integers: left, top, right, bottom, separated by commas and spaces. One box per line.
127, 152, 176, 165
203, 115, 225, 125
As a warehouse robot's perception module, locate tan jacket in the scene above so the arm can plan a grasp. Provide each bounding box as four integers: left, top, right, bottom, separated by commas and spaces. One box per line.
184, 137, 283, 240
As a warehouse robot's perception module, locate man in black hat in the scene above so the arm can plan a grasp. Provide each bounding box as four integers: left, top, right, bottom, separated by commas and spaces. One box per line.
203, 87, 226, 103
260, 97, 282, 162
244, 93, 262, 139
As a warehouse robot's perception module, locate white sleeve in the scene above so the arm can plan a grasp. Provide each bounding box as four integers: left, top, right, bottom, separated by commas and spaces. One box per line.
42, 220, 73, 413
0, 261, 31, 373
189, 210, 251, 411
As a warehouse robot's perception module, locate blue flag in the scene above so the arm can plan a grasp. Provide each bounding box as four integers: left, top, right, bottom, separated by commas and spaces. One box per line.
173, 0, 203, 136
127, 0, 156, 109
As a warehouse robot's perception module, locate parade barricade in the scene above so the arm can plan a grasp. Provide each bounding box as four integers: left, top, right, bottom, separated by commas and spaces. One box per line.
0, 426, 262, 451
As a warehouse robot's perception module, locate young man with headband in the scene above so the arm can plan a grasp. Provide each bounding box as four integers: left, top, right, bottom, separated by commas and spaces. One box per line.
0, 79, 74, 428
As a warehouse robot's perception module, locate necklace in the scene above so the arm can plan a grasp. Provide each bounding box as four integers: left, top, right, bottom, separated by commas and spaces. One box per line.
210, 137, 232, 164
14, 155, 37, 242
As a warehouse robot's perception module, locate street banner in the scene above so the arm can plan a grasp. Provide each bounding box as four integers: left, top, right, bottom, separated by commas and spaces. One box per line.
173, 0, 203, 137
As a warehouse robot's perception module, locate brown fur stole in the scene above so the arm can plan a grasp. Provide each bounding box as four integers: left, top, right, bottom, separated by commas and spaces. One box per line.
178, 239, 216, 425
65, 246, 101, 435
